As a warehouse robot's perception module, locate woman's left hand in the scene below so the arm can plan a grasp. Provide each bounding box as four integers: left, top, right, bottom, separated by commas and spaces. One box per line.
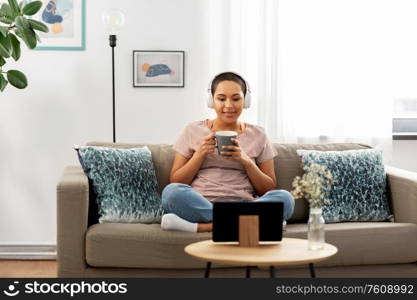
221, 138, 252, 167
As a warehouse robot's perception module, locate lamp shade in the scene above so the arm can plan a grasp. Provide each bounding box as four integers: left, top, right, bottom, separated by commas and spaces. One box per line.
102, 9, 125, 35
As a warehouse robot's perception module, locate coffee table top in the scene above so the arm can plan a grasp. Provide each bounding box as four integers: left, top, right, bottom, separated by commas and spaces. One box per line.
184, 238, 338, 266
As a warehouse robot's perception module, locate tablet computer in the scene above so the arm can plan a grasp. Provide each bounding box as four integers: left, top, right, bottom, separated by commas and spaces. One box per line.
212, 201, 284, 242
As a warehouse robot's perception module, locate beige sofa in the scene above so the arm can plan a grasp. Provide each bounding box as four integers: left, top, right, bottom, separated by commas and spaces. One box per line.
57, 142, 417, 277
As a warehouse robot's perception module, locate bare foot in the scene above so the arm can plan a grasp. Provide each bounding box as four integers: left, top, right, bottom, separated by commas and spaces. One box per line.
197, 223, 213, 232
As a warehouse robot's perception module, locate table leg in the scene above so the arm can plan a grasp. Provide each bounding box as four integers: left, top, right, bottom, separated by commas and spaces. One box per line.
204, 262, 211, 278
309, 263, 316, 278
246, 266, 251, 278
269, 266, 275, 278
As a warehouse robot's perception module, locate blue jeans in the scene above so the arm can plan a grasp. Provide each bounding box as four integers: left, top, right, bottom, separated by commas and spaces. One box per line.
161, 183, 295, 223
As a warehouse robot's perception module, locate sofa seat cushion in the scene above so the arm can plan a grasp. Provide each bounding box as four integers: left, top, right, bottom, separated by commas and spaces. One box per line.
86, 222, 417, 269
86, 223, 212, 268
284, 222, 417, 266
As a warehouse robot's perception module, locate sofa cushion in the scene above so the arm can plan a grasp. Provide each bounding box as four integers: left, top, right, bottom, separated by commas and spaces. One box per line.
85, 222, 417, 268
272, 143, 372, 222
77, 146, 163, 223
87, 142, 175, 196
296, 149, 391, 223
284, 222, 417, 267
86, 223, 211, 269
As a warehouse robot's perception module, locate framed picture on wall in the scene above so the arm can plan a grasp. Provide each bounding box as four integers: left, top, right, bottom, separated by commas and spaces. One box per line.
32, 0, 86, 50
133, 50, 185, 87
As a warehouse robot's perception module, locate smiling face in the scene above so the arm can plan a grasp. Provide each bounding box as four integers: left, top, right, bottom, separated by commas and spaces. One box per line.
212, 80, 245, 124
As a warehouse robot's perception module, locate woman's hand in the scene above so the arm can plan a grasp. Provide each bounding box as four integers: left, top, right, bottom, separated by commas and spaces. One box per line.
194, 133, 216, 158
221, 138, 252, 167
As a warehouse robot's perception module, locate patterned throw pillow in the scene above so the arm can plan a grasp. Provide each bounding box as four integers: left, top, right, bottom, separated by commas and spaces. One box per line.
296, 149, 391, 223
76, 146, 163, 223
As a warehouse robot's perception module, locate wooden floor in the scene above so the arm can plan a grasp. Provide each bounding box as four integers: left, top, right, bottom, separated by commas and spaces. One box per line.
1, 259, 416, 278
0, 260, 57, 278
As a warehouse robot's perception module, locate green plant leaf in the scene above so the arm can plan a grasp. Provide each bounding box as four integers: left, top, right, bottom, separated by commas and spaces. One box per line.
7, 69, 27, 89
0, 73, 8, 91
15, 16, 30, 30
8, 0, 20, 16
0, 26, 7, 36
19, 1, 27, 11
0, 3, 15, 23
0, 55, 5, 66
34, 31, 40, 43
15, 25, 36, 49
8, 33, 20, 60
28, 19, 48, 33
22, 1, 41, 16
0, 33, 11, 57
0, 16, 13, 24
0, 3, 13, 18
21, 28, 36, 49
14, 27, 22, 38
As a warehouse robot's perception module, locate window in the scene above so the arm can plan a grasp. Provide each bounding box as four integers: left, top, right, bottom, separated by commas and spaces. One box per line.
393, 99, 417, 140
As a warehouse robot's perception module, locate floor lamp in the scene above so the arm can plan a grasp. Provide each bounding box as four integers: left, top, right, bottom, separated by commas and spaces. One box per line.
102, 9, 125, 143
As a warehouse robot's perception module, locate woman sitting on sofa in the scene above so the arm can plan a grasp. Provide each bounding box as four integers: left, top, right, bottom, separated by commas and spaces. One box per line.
161, 71, 294, 232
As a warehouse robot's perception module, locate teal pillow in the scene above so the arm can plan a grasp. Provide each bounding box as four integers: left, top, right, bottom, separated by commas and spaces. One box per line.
296, 149, 391, 223
77, 146, 163, 223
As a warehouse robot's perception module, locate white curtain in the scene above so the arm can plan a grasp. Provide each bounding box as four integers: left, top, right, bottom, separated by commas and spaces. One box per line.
207, 0, 400, 163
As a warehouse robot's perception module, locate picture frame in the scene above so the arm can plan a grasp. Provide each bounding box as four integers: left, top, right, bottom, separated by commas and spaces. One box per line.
32, 0, 86, 50
133, 50, 185, 87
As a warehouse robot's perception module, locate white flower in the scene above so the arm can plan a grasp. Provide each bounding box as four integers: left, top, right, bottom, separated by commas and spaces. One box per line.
290, 163, 335, 208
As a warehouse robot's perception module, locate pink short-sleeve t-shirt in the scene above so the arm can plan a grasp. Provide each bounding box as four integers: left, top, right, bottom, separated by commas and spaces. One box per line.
173, 119, 278, 202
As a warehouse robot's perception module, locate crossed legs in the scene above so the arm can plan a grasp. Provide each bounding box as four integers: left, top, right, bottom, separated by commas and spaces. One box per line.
161, 183, 295, 232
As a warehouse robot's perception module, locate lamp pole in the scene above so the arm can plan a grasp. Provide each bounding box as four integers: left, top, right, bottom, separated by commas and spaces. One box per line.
109, 34, 117, 143
102, 9, 124, 143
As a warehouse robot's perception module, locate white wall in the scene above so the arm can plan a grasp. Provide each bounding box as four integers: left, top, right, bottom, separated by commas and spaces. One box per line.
0, 0, 210, 244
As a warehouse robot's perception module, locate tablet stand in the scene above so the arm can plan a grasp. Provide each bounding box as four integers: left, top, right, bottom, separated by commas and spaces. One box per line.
238, 215, 259, 247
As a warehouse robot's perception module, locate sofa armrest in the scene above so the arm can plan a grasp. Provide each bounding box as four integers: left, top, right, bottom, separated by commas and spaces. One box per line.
57, 165, 89, 277
385, 166, 417, 224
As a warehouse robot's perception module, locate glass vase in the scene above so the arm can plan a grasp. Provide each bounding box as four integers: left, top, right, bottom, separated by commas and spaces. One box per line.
307, 207, 325, 250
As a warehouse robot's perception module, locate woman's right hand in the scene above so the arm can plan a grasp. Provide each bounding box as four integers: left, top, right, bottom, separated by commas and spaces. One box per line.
195, 133, 216, 158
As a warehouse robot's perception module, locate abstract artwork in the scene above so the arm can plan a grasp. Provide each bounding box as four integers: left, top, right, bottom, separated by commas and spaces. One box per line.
133, 50, 185, 87
32, 0, 85, 50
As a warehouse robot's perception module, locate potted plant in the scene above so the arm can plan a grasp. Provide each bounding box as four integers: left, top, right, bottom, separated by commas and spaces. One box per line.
0, 0, 48, 91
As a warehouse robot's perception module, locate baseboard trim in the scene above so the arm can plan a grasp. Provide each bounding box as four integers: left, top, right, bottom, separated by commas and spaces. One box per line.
0, 244, 56, 260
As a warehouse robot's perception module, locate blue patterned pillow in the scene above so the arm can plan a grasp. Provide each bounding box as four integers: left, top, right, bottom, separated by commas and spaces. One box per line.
76, 146, 163, 223
296, 149, 391, 223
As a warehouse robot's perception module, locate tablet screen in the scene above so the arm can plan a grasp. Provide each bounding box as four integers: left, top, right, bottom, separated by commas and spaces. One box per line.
212, 201, 284, 242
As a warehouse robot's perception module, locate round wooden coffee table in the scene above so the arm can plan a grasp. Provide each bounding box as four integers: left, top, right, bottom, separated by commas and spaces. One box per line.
184, 238, 338, 278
